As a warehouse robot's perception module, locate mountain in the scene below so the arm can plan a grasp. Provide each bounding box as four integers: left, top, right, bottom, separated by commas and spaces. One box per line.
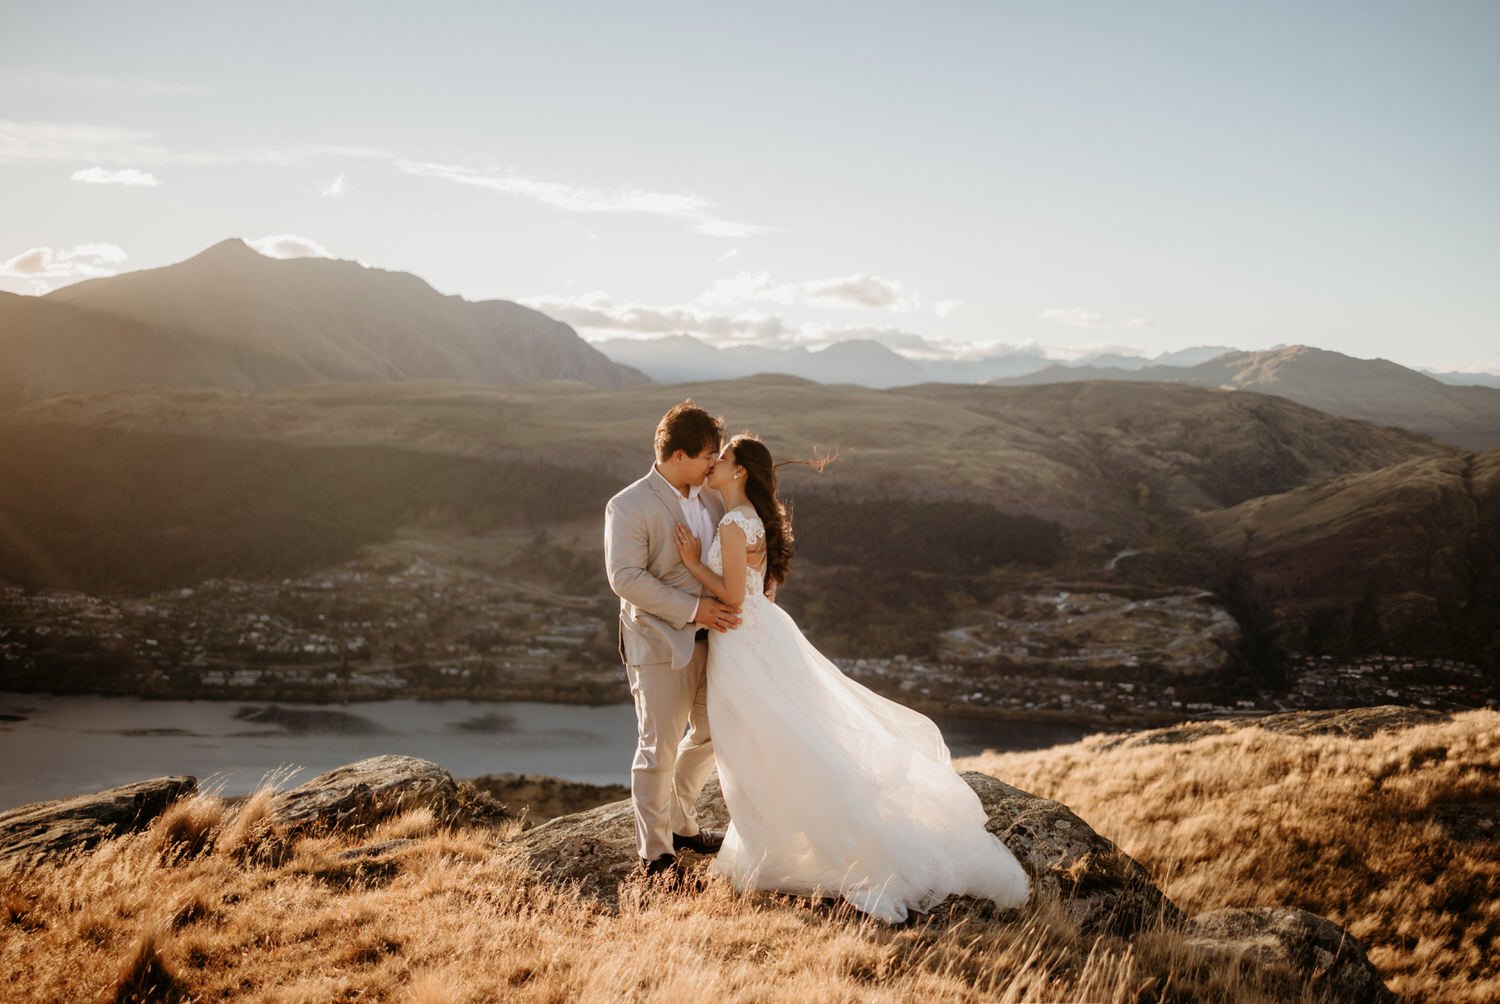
0, 239, 647, 401
595, 334, 932, 388
593, 338, 1248, 388
1425, 369, 1500, 390
990, 345, 1500, 449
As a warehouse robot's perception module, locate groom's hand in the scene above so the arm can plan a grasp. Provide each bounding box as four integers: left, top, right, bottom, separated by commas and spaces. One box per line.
695, 597, 742, 633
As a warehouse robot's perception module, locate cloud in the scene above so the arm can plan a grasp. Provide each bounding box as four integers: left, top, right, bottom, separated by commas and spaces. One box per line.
247, 234, 334, 259
246, 145, 389, 167
693, 270, 947, 314
717, 248, 740, 262
524, 291, 791, 342
0, 120, 203, 165
318, 172, 348, 198
70, 166, 160, 187
394, 159, 772, 237
0, 119, 389, 168
528, 289, 1139, 367
1038, 307, 1150, 331
0, 243, 128, 280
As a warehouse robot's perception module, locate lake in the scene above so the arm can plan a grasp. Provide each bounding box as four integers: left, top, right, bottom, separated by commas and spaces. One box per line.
0, 692, 1089, 811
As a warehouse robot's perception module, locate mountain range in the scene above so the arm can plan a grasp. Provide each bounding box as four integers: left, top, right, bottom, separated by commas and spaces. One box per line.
598, 335, 1500, 450
0, 239, 645, 405
990, 345, 1500, 449
4, 240, 1495, 452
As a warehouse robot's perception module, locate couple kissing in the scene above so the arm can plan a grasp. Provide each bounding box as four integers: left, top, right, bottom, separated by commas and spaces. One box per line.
604, 400, 1029, 924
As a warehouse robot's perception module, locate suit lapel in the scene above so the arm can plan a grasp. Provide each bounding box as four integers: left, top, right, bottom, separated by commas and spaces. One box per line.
645, 466, 688, 525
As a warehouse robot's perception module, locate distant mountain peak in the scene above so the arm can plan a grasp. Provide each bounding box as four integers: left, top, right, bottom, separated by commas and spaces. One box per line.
191, 237, 261, 261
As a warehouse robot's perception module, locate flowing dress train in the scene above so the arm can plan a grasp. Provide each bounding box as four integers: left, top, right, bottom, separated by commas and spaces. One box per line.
704, 509, 1030, 923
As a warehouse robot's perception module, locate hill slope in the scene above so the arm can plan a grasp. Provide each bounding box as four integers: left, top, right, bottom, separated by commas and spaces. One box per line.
3, 376, 1445, 542
1195, 448, 1500, 658
962, 707, 1500, 1002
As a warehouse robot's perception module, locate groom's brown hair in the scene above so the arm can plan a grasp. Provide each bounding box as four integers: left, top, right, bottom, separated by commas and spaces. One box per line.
654, 400, 724, 461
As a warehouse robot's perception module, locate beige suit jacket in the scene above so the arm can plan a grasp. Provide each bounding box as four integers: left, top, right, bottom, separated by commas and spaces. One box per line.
605, 467, 726, 670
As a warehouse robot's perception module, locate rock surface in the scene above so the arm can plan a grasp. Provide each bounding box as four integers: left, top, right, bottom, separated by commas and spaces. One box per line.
514, 769, 1178, 936
511, 766, 1392, 999
268, 755, 460, 834
960, 770, 1182, 936
1190, 907, 1397, 1004
0, 775, 196, 871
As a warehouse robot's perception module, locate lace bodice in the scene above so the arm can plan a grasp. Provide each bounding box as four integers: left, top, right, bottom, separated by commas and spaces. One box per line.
706, 509, 767, 596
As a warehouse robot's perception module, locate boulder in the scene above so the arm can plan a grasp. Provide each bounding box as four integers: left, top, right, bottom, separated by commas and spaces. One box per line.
514, 776, 731, 904
960, 770, 1183, 936
514, 770, 1178, 936
268, 755, 459, 834
1189, 907, 1396, 1003
0, 776, 196, 872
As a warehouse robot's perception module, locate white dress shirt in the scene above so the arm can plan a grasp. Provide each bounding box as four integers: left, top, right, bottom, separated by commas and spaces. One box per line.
654, 465, 715, 621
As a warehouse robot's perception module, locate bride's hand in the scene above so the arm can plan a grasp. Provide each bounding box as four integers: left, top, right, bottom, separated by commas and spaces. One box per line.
673, 523, 701, 565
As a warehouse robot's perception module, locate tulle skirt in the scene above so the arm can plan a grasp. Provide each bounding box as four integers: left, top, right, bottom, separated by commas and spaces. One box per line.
706, 595, 1030, 923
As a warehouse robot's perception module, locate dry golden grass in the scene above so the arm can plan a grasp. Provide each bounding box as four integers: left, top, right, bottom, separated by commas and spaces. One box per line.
4, 787, 1347, 1002
959, 709, 1500, 1003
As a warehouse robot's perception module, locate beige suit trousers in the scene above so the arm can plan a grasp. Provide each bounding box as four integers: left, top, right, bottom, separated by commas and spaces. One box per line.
626, 637, 714, 861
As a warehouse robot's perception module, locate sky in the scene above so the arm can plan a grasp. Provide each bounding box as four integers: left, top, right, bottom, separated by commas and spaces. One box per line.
1, 1, 1497, 372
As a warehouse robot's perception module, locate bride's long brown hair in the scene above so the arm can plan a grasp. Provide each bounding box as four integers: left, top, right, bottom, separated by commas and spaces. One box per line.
728, 434, 836, 586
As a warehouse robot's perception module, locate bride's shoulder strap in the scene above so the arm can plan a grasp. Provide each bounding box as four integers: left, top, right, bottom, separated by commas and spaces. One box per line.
719, 508, 765, 545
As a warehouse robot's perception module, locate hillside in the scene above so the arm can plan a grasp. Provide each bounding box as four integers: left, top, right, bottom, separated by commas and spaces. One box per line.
0, 239, 647, 399
993, 345, 1500, 450
3, 707, 1492, 1001
3, 376, 1443, 541
962, 707, 1500, 1002
1195, 449, 1500, 659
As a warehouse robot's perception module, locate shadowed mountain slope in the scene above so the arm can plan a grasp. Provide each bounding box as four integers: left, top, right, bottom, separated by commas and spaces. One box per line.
1196, 449, 1500, 659
4, 376, 1445, 544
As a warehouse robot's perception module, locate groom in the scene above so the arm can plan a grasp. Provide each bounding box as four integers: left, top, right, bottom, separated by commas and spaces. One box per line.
605, 400, 741, 876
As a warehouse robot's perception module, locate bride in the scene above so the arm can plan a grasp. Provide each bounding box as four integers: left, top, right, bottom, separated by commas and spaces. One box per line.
672, 434, 1030, 924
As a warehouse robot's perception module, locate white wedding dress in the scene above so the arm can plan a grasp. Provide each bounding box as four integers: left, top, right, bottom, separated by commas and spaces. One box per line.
703, 508, 1030, 923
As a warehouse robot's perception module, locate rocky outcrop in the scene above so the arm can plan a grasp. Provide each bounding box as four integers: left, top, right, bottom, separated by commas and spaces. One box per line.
268, 755, 460, 834
1189, 907, 1396, 1003
516, 770, 1176, 935
961, 771, 1182, 936
0, 776, 196, 872
511, 767, 1391, 999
